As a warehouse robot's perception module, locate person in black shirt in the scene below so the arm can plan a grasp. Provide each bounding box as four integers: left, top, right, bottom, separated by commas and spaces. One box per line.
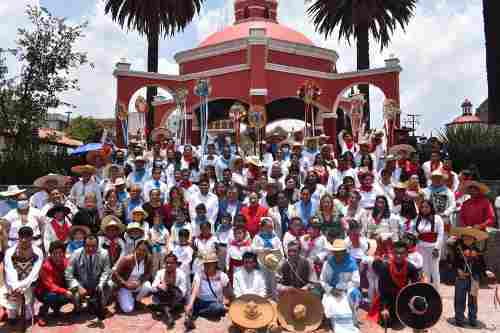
372, 241, 421, 329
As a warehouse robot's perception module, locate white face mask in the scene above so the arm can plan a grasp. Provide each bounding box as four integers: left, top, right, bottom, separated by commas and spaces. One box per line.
17, 200, 29, 210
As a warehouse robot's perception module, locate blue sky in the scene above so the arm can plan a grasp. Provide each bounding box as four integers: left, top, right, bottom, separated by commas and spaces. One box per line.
1, 0, 488, 135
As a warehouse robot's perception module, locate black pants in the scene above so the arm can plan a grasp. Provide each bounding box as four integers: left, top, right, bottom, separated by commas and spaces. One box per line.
73, 288, 106, 320
152, 287, 185, 314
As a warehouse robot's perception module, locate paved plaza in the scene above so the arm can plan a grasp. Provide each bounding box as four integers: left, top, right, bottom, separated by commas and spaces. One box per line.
0, 283, 498, 333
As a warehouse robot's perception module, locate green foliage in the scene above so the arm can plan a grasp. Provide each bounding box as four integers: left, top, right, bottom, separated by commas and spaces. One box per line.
439, 124, 500, 179
0, 5, 89, 152
66, 116, 102, 143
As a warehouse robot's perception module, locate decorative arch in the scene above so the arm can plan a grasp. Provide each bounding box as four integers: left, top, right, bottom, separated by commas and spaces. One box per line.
331, 81, 393, 115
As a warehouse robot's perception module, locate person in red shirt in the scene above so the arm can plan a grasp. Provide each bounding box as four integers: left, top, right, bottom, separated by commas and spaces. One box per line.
35, 240, 73, 326
240, 192, 268, 237
459, 181, 495, 230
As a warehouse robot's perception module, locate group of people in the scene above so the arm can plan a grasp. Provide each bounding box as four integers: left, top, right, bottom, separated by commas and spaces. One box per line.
0, 129, 497, 331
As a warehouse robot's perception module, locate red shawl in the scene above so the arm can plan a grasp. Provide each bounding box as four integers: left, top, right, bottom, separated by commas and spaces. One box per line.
50, 219, 71, 242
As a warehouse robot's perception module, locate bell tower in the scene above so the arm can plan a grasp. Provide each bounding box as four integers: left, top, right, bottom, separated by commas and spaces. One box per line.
234, 0, 278, 24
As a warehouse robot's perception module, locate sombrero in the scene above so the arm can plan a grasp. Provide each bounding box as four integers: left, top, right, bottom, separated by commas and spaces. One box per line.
229, 294, 275, 329
126, 222, 144, 233
329, 239, 347, 252
200, 252, 219, 265
246, 156, 263, 167
150, 127, 171, 142
277, 289, 323, 332
71, 164, 97, 175
0, 185, 26, 197
257, 249, 283, 272
101, 215, 125, 234
430, 169, 446, 179
388, 144, 416, 156
396, 283, 442, 330
450, 227, 489, 242
131, 206, 149, 219
33, 173, 65, 188
463, 180, 490, 195
70, 224, 91, 236
46, 204, 71, 218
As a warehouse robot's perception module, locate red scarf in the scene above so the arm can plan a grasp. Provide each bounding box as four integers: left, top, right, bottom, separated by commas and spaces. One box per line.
431, 161, 440, 171
345, 141, 354, 150
50, 219, 71, 242
405, 161, 418, 175
108, 238, 120, 261
199, 232, 213, 241
307, 231, 321, 250
349, 233, 360, 248
404, 218, 412, 232
180, 180, 192, 189
289, 229, 304, 238
389, 259, 409, 290
230, 239, 251, 248
361, 185, 373, 192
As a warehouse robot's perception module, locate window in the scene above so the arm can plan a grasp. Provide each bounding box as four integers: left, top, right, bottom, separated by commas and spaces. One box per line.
264, 7, 270, 19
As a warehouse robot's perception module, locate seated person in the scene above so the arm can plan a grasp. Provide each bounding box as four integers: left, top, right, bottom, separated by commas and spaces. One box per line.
184, 252, 231, 330
112, 240, 153, 313
35, 240, 73, 326
151, 253, 190, 327
278, 241, 317, 293
65, 235, 112, 321
1, 226, 43, 325
233, 251, 266, 298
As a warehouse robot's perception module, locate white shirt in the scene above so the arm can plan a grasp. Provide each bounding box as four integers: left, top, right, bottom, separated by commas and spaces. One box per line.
29, 191, 49, 209
233, 268, 267, 298
327, 168, 358, 194
194, 271, 229, 302
411, 215, 444, 249
188, 192, 219, 224
301, 234, 330, 261
358, 185, 384, 209
4, 208, 44, 248
344, 237, 369, 261
70, 179, 103, 211
322, 293, 359, 333
252, 233, 283, 255
152, 268, 190, 299
172, 244, 194, 277
4, 245, 43, 291
143, 179, 169, 203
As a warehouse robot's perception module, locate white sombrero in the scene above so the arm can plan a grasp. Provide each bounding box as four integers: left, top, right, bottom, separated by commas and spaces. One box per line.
34, 173, 66, 188
0, 185, 26, 197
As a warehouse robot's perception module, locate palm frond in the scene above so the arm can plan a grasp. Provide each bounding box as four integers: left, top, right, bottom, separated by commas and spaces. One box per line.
306, 0, 417, 50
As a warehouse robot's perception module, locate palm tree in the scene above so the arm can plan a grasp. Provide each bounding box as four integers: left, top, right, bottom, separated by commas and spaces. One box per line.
306, 0, 417, 129
104, 0, 204, 136
483, 0, 499, 124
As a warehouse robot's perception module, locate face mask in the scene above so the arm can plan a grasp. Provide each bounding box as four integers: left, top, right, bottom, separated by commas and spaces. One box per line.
17, 200, 29, 210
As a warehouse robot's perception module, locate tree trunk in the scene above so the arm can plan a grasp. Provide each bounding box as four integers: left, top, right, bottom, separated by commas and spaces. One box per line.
484, 0, 499, 124
146, 28, 159, 142
356, 25, 370, 130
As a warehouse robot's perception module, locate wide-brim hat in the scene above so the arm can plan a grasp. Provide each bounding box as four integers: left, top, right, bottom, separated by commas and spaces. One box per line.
450, 227, 489, 241
70, 224, 91, 236
46, 204, 71, 218
71, 164, 97, 175
396, 283, 442, 330
394, 181, 408, 190
34, 173, 66, 188
150, 127, 171, 142
201, 252, 219, 265
126, 222, 144, 233
246, 156, 263, 167
388, 144, 416, 156
131, 206, 149, 219
329, 239, 347, 252
229, 294, 275, 329
114, 177, 126, 186
0, 185, 26, 197
257, 249, 283, 272
277, 289, 323, 332
101, 215, 125, 234
134, 155, 147, 163
463, 180, 490, 195
430, 169, 446, 179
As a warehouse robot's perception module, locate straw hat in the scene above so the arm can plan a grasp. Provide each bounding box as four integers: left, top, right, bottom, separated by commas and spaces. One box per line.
257, 249, 283, 272
71, 164, 97, 175
114, 177, 126, 186
131, 206, 149, 219
134, 155, 147, 163
70, 224, 91, 237
450, 227, 489, 242
430, 169, 446, 179
388, 144, 416, 156
126, 222, 144, 233
0, 185, 26, 197
463, 180, 490, 195
394, 182, 408, 190
201, 252, 219, 265
246, 156, 263, 167
101, 215, 125, 234
33, 173, 65, 188
329, 239, 347, 252
277, 289, 323, 332
229, 294, 275, 329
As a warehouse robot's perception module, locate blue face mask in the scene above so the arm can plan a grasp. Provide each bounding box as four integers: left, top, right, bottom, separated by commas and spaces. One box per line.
6, 199, 18, 209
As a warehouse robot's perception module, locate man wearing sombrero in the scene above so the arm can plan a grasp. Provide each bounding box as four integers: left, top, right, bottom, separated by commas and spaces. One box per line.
459, 181, 495, 231
0, 185, 26, 218
70, 165, 103, 213
449, 226, 495, 327
30, 174, 65, 210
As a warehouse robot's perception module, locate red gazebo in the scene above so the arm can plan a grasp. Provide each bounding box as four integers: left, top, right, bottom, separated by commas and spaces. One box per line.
114, 0, 402, 147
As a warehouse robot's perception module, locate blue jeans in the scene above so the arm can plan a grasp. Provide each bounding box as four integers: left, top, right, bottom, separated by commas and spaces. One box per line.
193, 299, 225, 318
454, 278, 477, 323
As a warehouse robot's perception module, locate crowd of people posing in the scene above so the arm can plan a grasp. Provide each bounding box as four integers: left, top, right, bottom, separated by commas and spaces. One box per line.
0, 131, 496, 331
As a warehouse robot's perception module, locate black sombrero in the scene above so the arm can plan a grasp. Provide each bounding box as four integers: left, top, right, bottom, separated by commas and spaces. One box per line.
396, 282, 442, 330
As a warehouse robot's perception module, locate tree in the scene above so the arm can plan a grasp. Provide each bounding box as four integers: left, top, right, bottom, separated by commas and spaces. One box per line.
0, 5, 89, 151
483, 0, 500, 124
306, 0, 417, 128
66, 115, 102, 143
104, 0, 205, 139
